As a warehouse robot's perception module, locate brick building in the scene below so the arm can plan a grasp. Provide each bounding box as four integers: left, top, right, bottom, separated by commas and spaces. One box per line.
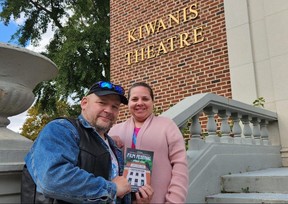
110, 0, 288, 165
110, 0, 231, 121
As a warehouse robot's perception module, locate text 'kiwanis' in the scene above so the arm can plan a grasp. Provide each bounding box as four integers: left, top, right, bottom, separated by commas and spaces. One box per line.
126, 3, 205, 65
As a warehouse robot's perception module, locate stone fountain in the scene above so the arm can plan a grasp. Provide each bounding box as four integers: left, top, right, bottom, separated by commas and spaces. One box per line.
0, 43, 58, 202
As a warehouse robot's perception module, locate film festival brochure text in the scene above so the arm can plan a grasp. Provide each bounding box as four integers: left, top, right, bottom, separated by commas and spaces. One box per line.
123, 148, 154, 192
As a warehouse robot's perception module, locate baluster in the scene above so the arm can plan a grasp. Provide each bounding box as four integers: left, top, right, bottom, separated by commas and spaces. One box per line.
231, 112, 243, 144
188, 113, 205, 150
218, 110, 233, 143
260, 119, 270, 145
251, 117, 262, 145
241, 115, 253, 144
190, 114, 202, 139
203, 106, 219, 143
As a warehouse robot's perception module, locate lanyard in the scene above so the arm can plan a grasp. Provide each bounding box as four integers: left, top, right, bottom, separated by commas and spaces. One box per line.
131, 127, 140, 149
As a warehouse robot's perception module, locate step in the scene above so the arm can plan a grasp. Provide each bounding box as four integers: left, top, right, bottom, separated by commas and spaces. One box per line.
222, 168, 288, 193
206, 193, 288, 203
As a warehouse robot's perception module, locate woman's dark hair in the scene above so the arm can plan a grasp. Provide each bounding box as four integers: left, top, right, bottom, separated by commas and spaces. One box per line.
128, 82, 154, 101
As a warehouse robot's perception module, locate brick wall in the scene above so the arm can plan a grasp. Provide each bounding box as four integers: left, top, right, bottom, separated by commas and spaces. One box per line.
110, 0, 231, 122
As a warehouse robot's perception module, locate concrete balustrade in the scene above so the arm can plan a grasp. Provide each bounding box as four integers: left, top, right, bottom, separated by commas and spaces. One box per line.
161, 93, 281, 203
162, 93, 279, 147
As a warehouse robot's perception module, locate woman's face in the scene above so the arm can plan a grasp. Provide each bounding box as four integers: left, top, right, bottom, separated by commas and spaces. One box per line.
128, 86, 154, 123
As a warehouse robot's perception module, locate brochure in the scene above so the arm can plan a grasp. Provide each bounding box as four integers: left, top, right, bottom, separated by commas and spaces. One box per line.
123, 148, 154, 192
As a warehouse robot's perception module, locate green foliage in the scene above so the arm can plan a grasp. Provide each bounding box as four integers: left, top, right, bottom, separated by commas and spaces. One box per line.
153, 106, 163, 116
253, 97, 265, 108
46, 0, 110, 103
0, 0, 69, 46
1, 0, 110, 136
241, 187, 250, 193
180, 120, 192, 150
20, 100, 80, 140
0, 0, 109, 109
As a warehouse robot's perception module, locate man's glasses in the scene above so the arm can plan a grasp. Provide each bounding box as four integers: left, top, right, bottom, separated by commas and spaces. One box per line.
89, 81, 125, 95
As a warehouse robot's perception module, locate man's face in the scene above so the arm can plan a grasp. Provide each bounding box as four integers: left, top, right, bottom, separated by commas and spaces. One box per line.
81, 94, 121, 135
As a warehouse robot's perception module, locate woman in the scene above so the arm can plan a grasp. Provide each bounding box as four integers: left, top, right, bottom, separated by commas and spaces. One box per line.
109, 82, 188, 203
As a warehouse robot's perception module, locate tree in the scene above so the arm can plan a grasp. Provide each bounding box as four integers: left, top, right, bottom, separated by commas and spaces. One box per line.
0, 0, 110, 136
0, 0, 110, 110
20, 100, 80, 140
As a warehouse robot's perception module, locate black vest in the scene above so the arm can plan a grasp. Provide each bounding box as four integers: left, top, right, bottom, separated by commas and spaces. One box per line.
21, 118, 117, 203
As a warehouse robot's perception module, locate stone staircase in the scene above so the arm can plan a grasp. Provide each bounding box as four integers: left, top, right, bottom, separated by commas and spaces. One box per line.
206, 168, 288, 203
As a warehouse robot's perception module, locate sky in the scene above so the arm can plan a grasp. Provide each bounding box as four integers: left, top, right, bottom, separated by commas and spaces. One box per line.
0, 8, 54, 133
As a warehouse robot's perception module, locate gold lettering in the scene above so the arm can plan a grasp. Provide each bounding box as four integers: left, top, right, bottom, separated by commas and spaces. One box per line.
168, 11, 180, 27
134, 49, 140, 63
125, 3, 205, 64
193, 27, 205, 43
140, 47, 145, 61
147, 44, 156, 59
145, 20, 158, 36
183, 3, 198, 22
126, 27, 206, 65
182, 6, 188, 22
157, 41, 168, 56
128, 29, 137, 43
189, 3, 198, 20
133, 47, 145, 63
179, 33, 190, 48
167, 36, 177, 51
157, 19, 167, 33
127, 3, 200, 44
126, 52, 133, 65
139, 25, 143, 40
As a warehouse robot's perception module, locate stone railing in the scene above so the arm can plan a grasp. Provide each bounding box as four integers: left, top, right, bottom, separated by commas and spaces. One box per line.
161, 93, 281, 203
161, 93, 279, 147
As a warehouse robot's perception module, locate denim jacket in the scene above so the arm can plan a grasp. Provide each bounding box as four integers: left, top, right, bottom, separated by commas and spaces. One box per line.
24, 115, 130, 203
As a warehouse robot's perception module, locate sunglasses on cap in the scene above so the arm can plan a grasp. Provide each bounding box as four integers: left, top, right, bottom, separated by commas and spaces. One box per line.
87, 81, 125, 95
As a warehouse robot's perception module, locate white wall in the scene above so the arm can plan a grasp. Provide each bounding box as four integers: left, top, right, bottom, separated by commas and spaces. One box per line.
225, 0, 288, 165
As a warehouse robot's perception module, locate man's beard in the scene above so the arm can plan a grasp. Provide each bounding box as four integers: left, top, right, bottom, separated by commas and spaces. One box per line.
94, 119, 113, 134
95, 125, 111, 134
93, 114, 114, 134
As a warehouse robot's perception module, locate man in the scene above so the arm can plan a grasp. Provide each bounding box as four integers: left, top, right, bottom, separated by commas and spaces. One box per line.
21, 81, 131, 203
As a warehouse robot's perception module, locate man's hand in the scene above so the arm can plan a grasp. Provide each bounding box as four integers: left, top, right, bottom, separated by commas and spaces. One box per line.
112, 176, 131, 198
111, 135, 124, 148
133, 184, 154, 204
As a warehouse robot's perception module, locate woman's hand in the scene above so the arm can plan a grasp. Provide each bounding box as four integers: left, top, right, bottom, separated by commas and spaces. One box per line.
133, 184, 154, 204
111, 135, 124, 148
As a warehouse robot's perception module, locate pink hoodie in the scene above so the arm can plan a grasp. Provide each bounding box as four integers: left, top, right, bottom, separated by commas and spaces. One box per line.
109, 114, 188, 203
